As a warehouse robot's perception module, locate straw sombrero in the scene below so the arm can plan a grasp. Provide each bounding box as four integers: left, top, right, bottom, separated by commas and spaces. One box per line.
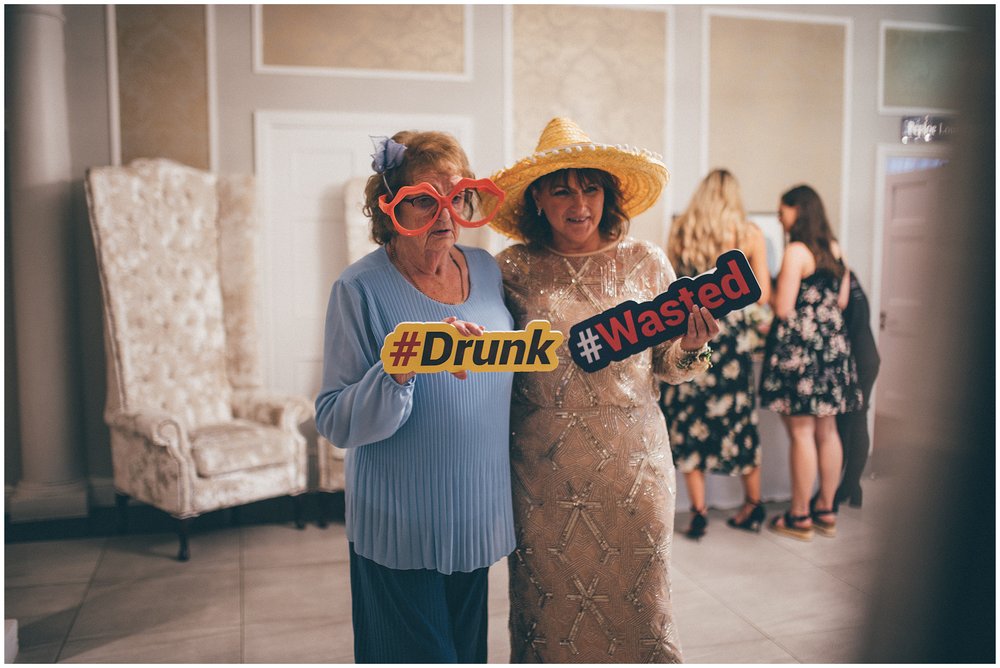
486, 117, 669, 241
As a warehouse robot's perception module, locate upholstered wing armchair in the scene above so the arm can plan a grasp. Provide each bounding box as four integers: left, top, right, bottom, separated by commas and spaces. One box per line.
85, 158, 310, 560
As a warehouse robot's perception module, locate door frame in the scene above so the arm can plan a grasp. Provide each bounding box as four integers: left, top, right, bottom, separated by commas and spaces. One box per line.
869, 141, 950, 422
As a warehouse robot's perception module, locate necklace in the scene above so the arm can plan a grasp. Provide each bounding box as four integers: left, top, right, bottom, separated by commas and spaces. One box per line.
387, 244, 467, 303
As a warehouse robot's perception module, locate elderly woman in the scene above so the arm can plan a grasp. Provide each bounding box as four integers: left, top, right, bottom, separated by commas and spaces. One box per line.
315, 130, 513, 663
488, 118, 720, 663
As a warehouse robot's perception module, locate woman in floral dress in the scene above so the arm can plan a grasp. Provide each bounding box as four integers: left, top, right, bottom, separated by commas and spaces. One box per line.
660, 169, 773, 539
759, 184, 862, 541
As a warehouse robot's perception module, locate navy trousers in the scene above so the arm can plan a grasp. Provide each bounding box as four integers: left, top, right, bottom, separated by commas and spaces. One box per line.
348, 543, 489, 663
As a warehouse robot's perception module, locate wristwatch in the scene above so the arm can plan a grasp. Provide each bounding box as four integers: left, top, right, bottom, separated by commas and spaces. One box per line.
676, 344, 713, 370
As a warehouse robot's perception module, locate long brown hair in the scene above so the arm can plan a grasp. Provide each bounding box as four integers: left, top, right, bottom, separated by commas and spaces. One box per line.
781, 184, 844, 278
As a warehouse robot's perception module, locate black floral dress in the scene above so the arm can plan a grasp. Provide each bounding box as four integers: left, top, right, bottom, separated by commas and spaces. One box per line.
759, 269, 863, 416
660, 308, 764, 475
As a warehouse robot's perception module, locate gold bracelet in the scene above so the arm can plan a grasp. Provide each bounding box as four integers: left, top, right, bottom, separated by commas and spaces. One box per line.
677, 344, 713, 370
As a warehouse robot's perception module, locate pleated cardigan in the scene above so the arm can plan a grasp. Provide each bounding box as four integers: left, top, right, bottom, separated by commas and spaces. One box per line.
315, 245, 516, 574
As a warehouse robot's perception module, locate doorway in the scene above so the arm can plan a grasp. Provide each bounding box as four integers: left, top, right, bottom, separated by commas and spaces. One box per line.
869, 144, 950, 475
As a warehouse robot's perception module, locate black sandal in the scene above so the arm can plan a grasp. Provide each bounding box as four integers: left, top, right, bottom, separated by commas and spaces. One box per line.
727, 497, 766, 533
685, 507, 708, 540
768, 511, 814, 541
811, 508, 837, 538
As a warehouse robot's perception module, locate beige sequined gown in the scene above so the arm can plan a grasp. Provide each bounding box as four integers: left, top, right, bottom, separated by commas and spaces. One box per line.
498, 238, 708, 663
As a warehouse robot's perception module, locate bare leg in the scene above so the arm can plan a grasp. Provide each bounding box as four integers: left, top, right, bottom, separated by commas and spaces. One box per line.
785, 415, 818, 519
683, 469, 708, 538
685, 469, 707, 513
729, 467, 762, 524
815, 415, 843, 513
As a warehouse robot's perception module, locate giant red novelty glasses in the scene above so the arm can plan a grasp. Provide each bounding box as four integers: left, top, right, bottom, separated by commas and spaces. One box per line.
378, 178, 505, 237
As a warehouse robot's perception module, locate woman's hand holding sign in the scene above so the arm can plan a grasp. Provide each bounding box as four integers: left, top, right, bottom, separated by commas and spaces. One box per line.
389, 316, 486, 384
679, 306, 721, 352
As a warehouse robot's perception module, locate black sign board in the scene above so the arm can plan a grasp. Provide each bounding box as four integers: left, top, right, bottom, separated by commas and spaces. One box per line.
901, 115, 954, 144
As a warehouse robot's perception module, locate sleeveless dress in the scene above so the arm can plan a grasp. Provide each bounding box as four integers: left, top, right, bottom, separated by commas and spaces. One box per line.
497, 238, 708, 663
660, 306, 762, 474
759, 268, 863, 416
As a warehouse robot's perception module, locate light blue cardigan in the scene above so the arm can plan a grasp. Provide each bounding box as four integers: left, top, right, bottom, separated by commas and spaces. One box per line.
315, 245, 515, 574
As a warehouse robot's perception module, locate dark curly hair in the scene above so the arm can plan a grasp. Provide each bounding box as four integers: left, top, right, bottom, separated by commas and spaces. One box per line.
516, 168, 629, 247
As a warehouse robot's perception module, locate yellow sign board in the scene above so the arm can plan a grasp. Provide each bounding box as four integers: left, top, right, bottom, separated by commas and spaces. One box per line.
381, 320, 563, 374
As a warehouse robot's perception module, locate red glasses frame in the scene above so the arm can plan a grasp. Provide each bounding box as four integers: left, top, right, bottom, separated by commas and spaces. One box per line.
378, 178, 505, 237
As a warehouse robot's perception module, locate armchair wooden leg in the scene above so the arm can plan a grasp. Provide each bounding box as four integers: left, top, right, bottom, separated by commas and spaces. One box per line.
317, 492, 331, 529
115, 493, 130, 534
176, 518, 191, 562
293, 495, 306, 530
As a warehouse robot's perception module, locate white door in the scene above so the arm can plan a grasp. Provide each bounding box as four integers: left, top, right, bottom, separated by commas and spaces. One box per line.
874, 162, 948, 425
254, 111, 474, 399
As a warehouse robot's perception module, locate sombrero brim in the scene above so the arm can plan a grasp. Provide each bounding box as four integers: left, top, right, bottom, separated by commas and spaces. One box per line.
484, 143, 670, 242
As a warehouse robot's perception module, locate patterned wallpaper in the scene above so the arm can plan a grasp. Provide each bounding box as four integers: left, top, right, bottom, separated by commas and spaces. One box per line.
260, 5, 465, 74
708, 15, 845, 231
116, 5, 210, 170
512, 5, 668, 242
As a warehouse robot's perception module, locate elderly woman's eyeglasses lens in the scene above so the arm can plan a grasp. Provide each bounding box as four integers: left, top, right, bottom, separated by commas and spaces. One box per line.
378, 178, 505, 237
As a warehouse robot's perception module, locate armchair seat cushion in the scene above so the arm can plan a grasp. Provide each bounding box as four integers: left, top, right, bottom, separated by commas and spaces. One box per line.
190, 419, 299, 478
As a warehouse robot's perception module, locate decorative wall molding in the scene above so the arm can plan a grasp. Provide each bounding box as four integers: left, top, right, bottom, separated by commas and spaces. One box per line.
701, 7, 853, 250
251, 4, 473, 82
252, 110, 474, 394
878, 20, 965, 115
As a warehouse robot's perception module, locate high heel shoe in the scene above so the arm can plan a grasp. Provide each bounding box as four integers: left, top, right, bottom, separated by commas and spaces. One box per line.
727, 498, 766, 532
685, 507, 708, 540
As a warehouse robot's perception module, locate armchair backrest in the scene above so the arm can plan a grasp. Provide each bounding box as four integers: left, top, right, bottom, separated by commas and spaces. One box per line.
86, 159, 258, 430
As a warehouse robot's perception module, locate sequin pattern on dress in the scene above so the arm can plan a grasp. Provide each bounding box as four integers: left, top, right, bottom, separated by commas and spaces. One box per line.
499, 238, 705, 663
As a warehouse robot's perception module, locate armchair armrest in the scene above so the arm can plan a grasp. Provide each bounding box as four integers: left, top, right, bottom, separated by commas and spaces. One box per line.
105, 409, 189, 452
231, 389, 312, 432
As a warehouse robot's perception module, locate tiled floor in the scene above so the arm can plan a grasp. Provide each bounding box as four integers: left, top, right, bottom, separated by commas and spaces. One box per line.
5, 483, 887, 663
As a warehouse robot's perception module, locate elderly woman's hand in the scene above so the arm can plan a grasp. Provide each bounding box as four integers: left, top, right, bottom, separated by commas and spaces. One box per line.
679, 306, 721, 352
389, 316, 486, 384
443, 316, 484, 380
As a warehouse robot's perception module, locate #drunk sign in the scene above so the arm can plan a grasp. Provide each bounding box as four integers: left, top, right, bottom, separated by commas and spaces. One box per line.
381, 320, 563, 374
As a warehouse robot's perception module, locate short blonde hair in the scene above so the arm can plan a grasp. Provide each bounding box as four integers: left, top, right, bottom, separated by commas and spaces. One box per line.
362, 130, 475, 245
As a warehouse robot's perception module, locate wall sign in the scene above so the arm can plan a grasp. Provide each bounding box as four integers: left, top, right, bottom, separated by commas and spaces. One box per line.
901, 115, 954, 143
569, 249, 762, 373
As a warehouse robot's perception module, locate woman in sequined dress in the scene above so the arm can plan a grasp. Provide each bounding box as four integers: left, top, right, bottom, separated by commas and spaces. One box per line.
486, 118, 719, 663
660, 169, 772, 539
759, 184, 862, 541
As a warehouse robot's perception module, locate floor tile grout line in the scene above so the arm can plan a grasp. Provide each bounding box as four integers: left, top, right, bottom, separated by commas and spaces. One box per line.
53, 535, 110, 663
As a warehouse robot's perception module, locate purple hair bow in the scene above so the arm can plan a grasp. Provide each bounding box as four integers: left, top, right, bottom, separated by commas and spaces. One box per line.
370, 136, 406, 174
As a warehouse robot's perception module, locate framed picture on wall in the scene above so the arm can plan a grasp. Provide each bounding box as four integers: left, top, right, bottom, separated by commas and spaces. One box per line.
878, 20, 966, 115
